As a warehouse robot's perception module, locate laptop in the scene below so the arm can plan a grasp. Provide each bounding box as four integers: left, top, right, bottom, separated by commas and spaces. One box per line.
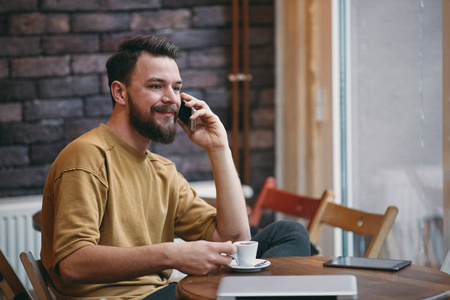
216, 275, 358, 299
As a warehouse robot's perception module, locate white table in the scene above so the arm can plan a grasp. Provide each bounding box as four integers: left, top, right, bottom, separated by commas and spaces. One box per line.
189, 180, 254, 199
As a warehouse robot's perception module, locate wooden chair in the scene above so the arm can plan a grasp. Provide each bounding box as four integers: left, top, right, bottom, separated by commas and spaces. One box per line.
0, 248, 32, 300
308, 197, 399, 258
249, 176, 335, 231
20, 251, 55, 300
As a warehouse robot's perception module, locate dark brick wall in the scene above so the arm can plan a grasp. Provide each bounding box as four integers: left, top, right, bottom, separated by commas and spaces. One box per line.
0, 0, 276, 201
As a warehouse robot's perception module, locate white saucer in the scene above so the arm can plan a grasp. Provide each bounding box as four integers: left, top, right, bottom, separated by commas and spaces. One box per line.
229, 259, 271, 272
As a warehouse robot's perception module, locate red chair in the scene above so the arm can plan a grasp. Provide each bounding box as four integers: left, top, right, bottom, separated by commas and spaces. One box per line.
250, 177, 335, 232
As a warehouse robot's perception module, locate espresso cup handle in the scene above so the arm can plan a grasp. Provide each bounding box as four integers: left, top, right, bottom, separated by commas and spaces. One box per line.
227, 253, 239, 265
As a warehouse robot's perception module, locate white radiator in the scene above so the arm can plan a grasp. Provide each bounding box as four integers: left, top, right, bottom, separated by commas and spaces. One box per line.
0, 195, 42, 290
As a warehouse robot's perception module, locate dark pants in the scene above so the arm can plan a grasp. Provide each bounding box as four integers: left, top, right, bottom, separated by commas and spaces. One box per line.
143, 221, 311, 300
251, 220, 311, 258
143, 282, 178, 300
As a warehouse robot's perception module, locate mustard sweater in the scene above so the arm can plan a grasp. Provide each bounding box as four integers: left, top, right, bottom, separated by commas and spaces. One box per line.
41, 124, 216, 299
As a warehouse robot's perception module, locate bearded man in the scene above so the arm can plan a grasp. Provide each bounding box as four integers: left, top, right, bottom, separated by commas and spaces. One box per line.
40, 35, 311, 300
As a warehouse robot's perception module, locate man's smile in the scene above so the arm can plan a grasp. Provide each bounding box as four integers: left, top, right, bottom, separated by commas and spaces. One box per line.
151, 104, 178, 119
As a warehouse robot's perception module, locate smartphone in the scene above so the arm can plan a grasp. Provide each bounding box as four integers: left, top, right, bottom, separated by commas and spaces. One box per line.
178, 99, 196, 131
323, 256, 412, 271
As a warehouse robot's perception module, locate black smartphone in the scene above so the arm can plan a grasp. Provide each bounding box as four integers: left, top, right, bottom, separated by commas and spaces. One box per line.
178, 99, 196, 131
323, 256, 412, 271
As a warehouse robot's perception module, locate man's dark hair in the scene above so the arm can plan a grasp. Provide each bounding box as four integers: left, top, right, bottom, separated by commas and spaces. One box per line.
106, 35, 180, 106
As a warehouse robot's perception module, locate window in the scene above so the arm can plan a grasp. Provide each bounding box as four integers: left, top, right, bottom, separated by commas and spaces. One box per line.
335, 0, 443, 266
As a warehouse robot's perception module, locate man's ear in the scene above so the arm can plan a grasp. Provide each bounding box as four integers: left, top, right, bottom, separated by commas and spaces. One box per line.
111, 81, 127, 106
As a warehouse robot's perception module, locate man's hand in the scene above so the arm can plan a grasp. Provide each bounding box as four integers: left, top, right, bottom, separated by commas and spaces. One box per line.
169, 241, 237, 275
177, 93, 228, 153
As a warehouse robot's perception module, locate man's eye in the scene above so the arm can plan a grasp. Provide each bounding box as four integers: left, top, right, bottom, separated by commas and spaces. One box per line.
149, 85, 161, 89
173, 86, 181, 92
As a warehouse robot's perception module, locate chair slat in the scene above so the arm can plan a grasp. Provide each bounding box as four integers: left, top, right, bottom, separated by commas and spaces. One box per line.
20, 251, 54, 300
320, 203, 383, 236
0, 248, 32, 300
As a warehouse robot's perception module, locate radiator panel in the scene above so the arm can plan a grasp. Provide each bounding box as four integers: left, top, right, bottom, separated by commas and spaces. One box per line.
0, 195, 42, 290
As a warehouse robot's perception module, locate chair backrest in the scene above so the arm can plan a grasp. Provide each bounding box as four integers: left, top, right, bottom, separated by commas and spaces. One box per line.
20, 251, 54, 300
249, 177, 335, 231
308, 198, 399, 258
0, 248, 32, 300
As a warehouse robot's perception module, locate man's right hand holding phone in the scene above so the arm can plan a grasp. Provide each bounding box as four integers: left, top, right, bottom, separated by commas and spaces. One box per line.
177, 93, 229, 153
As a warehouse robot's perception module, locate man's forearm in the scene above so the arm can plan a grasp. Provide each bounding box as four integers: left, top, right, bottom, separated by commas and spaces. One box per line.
58, 240, 238, 285
208, 147, 251, 242
58, 243, 173, 285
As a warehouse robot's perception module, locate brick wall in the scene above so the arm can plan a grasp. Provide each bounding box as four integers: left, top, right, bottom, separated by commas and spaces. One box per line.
0, 0, 275, 202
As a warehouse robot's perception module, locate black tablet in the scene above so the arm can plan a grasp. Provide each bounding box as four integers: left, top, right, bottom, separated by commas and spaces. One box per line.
323, 256, 412, 271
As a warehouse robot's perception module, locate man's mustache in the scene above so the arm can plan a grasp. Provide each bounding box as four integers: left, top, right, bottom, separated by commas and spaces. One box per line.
151, 104, 179, 118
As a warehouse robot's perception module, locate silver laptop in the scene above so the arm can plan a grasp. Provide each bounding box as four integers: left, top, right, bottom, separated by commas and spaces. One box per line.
216, 275, 358, 299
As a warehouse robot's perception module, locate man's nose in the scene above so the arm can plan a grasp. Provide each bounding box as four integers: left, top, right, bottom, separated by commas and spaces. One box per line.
161, 88, 179, 105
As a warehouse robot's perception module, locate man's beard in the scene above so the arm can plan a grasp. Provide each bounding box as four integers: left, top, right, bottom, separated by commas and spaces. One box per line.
128, 93, 178, 144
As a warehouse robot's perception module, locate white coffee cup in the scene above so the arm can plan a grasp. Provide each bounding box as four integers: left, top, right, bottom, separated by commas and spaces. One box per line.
231, 241, 258, 267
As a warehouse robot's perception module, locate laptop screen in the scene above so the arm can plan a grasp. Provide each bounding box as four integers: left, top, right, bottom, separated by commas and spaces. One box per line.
216, 275, 358, 300
236, 297, 337, 300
